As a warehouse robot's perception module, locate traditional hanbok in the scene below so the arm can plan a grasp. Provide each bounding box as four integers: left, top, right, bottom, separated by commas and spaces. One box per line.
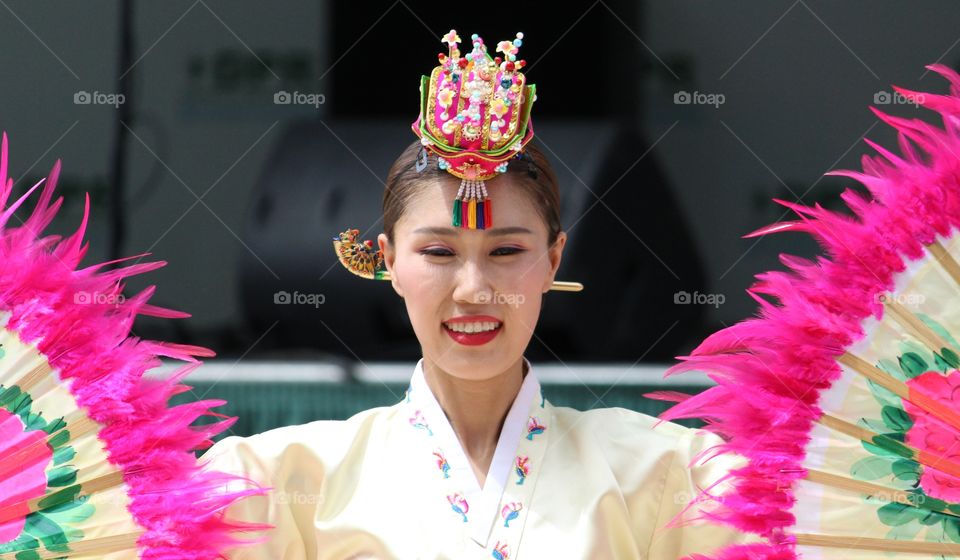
200, 358, 760, 559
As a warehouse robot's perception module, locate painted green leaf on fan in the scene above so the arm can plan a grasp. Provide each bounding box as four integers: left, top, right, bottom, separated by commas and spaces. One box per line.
52, 446, 75, 467
858, 417, 891, 434
862, 332, 960, 545
882, 405, 914, 432
22, 512, 69, 552
37, 485, 81, 511
0, 532, 38, 553
851, 455, 895, 480
46, 466, 77, 488
945, 517, 960, 543
863, 432, 910, 459
45, 501, 95, 525
878, 502, 926, 525
0, 384, 94, 555
877, 358, 909, 382
886, 518, 924, 541
892, 459, 921, 482
866, 378, 902, 408
917, 312, 960, 351
934, 347, 960, 372
899, 352, 930, 378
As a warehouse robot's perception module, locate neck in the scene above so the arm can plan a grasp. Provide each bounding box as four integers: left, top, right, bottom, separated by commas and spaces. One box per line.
422, 357, 528, 464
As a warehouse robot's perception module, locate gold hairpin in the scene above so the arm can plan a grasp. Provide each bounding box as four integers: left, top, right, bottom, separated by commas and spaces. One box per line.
333, 228, 583, 292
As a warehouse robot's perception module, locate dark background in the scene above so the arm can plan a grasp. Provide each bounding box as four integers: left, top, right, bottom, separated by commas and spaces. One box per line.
0, 0, 954, 369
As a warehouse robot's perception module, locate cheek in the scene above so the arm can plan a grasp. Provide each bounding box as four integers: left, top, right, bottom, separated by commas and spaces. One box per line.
396, 254, 450, 319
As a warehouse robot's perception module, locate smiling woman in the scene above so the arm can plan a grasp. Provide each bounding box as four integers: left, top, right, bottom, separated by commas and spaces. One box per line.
199, 29, 760, 560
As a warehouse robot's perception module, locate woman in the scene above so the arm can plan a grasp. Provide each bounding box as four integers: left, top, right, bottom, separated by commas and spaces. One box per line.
201, 30, 758, 559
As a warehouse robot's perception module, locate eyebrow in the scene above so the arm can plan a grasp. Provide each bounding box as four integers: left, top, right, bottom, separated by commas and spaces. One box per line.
411, 226, 534, 236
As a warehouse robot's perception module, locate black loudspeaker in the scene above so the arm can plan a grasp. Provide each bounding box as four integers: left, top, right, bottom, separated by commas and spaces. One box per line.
239, 118, 706, 362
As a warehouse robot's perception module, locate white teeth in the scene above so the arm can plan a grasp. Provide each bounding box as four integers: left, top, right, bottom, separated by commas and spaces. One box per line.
444, 321, 501, 333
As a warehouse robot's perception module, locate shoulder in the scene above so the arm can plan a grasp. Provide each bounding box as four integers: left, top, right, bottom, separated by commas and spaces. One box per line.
199, 403, 399, 477
549, 403, 698, 457
546, 404, 732, 487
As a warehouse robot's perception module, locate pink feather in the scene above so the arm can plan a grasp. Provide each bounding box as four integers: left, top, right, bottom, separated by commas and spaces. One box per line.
0, 134, 271, 559
649, 65, 960, 558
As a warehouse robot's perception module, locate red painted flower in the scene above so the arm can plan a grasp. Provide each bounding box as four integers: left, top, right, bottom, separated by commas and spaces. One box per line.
903, 370, 960, 502
0, 408, 54, 543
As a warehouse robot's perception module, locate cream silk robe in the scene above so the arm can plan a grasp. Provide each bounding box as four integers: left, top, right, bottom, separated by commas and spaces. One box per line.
199, 358, 760, 559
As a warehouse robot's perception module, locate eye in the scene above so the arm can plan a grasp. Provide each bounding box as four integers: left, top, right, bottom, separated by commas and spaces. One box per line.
491, 247, 525, 256
419, 248, 454, 257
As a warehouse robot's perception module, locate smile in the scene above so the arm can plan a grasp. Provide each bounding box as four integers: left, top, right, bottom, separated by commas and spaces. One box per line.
441, 317, 503, 346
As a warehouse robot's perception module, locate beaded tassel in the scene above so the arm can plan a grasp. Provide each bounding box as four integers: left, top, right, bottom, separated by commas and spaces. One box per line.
452, 178, 492, 229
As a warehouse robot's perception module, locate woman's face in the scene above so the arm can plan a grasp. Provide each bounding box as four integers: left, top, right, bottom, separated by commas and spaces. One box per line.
378, 174, 566, 382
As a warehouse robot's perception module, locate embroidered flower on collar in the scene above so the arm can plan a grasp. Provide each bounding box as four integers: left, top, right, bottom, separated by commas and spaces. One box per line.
433, 449, 451, 478
448, 493, 469, 522
410, 410, 433, 435
491, 541, 510, 560
514, 456, 530, 485
526, 417, 546, 440
501, 502, 522, 527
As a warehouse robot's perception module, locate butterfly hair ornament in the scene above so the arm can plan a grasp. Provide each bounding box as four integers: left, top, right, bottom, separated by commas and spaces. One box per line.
333, 29, 582, 292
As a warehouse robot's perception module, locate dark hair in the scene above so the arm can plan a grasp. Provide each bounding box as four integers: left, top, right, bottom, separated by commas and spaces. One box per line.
382, 140, 562, 247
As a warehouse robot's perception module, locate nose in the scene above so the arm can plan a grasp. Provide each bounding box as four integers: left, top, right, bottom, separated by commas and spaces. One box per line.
451, 256, 495, 306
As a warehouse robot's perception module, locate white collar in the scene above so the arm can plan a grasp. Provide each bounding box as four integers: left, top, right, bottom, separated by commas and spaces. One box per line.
407, 356, 542, 545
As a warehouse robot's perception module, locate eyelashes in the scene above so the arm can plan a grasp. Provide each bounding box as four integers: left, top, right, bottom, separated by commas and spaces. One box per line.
419, 247, 526, 257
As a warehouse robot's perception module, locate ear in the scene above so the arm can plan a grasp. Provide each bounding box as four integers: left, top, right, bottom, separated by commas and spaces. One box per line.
378, 233, 403, 298
543, 231, 567, 293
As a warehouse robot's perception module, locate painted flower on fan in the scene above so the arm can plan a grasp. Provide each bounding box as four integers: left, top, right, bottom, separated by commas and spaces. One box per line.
0, 384, 90, 553
902, 369, 960, 503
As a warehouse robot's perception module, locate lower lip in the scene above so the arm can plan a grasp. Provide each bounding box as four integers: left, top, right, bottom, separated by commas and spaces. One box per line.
443, 323, 502, 346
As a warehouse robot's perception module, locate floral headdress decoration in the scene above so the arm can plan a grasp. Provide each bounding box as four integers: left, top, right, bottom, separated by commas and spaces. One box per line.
411, 29, 536, 230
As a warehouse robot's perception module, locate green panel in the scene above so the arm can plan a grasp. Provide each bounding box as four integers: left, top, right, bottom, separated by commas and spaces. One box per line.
174, 381, 707, 444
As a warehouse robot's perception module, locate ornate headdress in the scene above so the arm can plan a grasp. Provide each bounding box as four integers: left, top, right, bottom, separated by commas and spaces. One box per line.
411, 29, 536, 230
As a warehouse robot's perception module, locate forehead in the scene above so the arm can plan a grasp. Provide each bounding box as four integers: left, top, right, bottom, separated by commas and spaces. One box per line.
396, 174, 546, 236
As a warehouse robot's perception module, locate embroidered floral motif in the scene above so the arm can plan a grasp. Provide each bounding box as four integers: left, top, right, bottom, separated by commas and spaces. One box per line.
433, 449, 451, 478
448, 492, 469, 522
491, 541, 510, 559
410, 410, 433, 435
501, 502, 522, 527
526, 416, 545, 440
514, 456, 529, 485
